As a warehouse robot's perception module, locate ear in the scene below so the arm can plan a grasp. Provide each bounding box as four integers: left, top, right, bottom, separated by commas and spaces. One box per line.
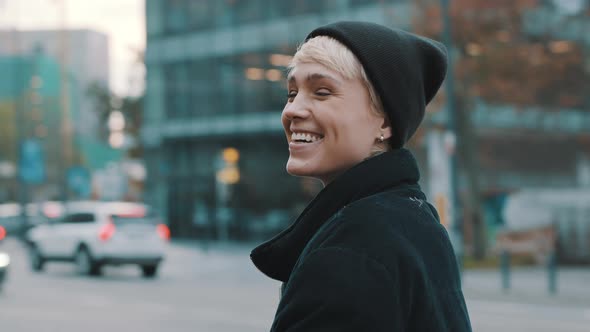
380, 117, 393, 140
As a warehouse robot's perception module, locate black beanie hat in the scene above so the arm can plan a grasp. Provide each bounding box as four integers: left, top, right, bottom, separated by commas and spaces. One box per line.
306, 21, 448, 149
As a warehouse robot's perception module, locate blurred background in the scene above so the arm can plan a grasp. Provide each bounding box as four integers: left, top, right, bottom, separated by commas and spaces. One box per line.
0, 1, 589, 331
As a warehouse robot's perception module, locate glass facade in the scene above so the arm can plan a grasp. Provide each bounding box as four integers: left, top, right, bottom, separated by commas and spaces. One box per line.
144, 0, 412, 240
161, 50, 293, 120
0, 54, 84, 201
154, 0, 355, 36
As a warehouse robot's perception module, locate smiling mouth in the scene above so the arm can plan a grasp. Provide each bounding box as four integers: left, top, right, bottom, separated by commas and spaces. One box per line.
291, 132, 324, 143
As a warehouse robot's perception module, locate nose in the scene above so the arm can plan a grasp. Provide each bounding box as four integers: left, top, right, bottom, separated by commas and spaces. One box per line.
282, 96, 311, 121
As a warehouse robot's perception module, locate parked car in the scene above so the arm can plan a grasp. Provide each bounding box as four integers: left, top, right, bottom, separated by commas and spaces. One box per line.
0, 203, 23, 236
0, 201, 64, 237
0, 227, 9, 290
25, 201, 170, 278
502, 188, 590, 263
0, 252, 8, 291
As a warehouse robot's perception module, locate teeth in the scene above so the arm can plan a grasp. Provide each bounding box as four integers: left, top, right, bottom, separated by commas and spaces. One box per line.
291, 132, 322, 142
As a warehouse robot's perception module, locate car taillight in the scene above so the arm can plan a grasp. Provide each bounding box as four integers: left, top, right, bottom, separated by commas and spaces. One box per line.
0, 226, 5, 240
156, 224, 170, 241
99, 222, 116, 242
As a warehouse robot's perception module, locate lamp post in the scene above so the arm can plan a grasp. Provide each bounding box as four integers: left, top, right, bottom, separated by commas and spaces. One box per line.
215, 147, 240, 242
55, 0, 72, 202
4, 1, 30, 236
440, 0, 463, 268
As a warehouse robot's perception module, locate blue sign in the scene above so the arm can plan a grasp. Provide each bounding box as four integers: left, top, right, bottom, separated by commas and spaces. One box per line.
67, 166, 91, 198
19, 139, 45, 184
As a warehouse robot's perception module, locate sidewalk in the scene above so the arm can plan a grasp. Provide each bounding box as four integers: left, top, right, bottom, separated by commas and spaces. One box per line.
170, 239, 590, 307
462, 267, 590, 307
171, 238, 261, 255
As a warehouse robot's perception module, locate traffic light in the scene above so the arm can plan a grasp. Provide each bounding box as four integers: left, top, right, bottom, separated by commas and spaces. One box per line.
216, 147, 240, 185
108, 110, 125, 148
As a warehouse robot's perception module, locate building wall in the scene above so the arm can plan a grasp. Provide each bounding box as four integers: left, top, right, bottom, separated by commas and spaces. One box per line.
0, 54, 78, 201
0, 29, 110, 140
144, 0, 590, 240
144, 0, 413, 239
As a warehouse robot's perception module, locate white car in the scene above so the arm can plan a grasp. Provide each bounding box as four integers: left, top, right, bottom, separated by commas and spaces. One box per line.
0, 228, 9, 290
26, 201, 169, 278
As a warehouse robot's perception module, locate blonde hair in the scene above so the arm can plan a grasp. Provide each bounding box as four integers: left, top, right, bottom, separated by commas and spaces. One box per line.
288, 36, 390, 154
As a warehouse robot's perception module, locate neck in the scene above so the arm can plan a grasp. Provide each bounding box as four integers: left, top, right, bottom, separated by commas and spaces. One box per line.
251, 148, 421, 281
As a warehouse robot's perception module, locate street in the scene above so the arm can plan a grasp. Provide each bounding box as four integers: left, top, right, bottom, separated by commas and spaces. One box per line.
0, 238, 279, 332
1, 238, 589, 332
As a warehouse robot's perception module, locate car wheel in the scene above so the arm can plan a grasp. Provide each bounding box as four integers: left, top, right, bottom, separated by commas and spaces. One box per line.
75, 248, 101, 276
29, 245, 45, 272
140, 265, 158, 278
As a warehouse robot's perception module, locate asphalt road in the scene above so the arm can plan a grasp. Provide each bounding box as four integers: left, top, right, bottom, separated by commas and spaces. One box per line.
0, 238, 279, 332
1, 238, 589, 332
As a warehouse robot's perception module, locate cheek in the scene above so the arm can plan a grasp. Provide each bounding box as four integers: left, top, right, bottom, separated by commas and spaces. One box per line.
332, 122, 376, 158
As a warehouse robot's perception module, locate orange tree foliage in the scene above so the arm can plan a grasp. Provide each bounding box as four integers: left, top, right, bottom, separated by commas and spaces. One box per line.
413, 0, 590, 109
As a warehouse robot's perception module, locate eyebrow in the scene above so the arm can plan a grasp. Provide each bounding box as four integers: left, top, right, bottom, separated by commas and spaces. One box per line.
287, 72, 341, 85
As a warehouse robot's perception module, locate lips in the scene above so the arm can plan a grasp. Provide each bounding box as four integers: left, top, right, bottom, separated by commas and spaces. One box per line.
288, 131, 324, 154
291, 132, 323, 143
289, 138, 322, 153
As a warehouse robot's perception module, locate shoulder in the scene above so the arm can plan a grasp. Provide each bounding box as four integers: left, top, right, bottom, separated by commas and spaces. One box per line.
300, 195, 420, 271
276, 246, 408, 330
317, 189, 440, 247
301, 189, 449, 274
342, 189, 448, 247
344, 189, 439, 225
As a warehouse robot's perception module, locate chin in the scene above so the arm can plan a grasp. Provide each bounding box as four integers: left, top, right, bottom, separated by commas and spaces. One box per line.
286, 164, 310, 178
286, 162, 336, 186
286, 159, 317, 178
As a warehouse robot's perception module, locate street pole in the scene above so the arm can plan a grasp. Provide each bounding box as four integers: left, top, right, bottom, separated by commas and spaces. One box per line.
17, 49, 29, 238
440, 0, 464, 268
57, 0, 72, 202
7, 3, 29, 237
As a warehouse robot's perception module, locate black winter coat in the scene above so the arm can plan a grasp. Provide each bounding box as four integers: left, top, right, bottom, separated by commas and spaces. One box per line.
251, 149, 472, 331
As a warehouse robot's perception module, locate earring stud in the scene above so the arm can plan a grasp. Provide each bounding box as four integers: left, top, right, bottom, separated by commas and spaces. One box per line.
379, 134, 384, 143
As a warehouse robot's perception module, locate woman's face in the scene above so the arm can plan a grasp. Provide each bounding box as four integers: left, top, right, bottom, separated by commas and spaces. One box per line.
282, 62, 389, 185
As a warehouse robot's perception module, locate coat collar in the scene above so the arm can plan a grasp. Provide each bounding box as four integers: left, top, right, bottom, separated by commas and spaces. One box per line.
250, 148, 421, 282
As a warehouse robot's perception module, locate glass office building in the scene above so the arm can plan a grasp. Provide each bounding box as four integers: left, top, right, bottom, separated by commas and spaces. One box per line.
143, 0, 414, 239
143, 1, 590, 242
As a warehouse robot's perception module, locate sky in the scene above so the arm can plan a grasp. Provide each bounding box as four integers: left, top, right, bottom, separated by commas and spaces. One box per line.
0, 0, 145, 96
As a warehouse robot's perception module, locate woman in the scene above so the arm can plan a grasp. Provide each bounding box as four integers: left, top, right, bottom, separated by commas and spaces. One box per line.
251, 21, 472, 331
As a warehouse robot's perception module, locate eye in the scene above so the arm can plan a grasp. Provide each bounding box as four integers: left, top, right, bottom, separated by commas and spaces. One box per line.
287, 90, 297, 101
315, 88, 331, 97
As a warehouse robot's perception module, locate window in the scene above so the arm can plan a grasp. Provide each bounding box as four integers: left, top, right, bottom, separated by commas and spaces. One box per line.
350, 0, 376, 7
178, 141, 192, 176
186, 1, 213, 30
211, 0, 235, 28
164, 64, 177, 118
175, 63, 191, 118
270, 0, 341, 17
164, 0, 189, 34
190, 59, 215, 116
164, 63, 191, 119
216, 60, 239, 115
63, 213, 95, 224
293, 0, 324, 14
321, 0, 348, 12
233, 0, 266, 24
237, 51, 269, 113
